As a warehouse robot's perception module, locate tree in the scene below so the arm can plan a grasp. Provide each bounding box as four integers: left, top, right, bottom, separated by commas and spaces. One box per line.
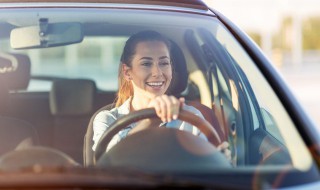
303, 16, 320, 50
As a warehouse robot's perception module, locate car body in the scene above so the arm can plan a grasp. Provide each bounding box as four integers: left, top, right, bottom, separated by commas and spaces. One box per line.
0, 0, 319, 189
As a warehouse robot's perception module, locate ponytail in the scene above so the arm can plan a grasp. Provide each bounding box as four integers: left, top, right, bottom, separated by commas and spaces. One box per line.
115, 64, 133, 107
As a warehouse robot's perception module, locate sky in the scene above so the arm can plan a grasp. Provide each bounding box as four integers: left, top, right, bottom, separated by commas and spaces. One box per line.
203, 0, 320, 32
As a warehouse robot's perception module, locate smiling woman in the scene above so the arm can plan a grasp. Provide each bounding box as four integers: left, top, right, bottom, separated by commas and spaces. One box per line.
0, 0, 319, 189
116, 30, 173, 107
91, 30, 228, 155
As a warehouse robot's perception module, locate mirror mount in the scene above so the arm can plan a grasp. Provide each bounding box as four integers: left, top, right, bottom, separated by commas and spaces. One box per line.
39, 18, 49, 47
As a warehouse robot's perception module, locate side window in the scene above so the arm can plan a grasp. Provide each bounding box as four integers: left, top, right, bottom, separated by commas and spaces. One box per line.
212, 24, 313, 168
213, 25, 286, 143
236, 68, 285, 143
260, 108, 284, 143
185, 20, 311, 168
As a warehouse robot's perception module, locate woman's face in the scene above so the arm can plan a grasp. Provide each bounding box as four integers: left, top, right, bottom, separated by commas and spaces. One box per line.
124, 40, 172, 99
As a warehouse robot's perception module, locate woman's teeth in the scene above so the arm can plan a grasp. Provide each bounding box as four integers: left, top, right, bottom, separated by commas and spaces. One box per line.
147, 82, 163, 87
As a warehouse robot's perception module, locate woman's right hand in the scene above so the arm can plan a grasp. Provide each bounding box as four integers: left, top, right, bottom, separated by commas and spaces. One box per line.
147, 95, 185, 123
128, 95, 184, 135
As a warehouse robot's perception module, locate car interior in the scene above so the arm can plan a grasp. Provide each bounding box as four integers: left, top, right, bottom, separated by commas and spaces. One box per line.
83, 41, 224, 166
0, 7, 318, 189
0, 51, 114, 164
0, 36, 293, 168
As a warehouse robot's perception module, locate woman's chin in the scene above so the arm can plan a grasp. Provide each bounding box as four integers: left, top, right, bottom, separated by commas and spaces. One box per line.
146, 90, 165, 98
145, 86, 165, 94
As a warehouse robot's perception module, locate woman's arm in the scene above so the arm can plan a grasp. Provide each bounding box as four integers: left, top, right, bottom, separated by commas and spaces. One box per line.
92, 110, 131, 152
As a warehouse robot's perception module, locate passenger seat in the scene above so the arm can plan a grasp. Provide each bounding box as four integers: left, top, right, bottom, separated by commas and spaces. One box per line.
50, 79, 96, 164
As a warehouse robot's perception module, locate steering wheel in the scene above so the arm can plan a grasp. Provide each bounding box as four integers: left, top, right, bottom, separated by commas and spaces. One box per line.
94, 108, 222, 164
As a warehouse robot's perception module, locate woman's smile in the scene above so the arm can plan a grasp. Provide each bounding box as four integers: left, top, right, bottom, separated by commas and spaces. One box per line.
146, 81, 165, 88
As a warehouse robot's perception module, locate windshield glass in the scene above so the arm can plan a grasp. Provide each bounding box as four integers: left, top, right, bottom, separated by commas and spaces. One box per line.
0, 5, 318, 189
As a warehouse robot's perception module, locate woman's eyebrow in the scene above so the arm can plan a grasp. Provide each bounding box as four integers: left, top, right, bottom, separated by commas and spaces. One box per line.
139, 57, 153, 61
139, 56, 169, 61
159, 56, 170, 60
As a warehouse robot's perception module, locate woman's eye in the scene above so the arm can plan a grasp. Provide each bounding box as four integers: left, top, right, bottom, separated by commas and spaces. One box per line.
159, 62, 170, 66
141, 62, 152, 66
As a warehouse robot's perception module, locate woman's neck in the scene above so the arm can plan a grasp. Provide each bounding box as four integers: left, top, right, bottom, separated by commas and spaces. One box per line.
130, 95, 151, 111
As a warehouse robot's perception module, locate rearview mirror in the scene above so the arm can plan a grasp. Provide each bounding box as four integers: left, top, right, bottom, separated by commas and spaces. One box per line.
10, 19, 83, 49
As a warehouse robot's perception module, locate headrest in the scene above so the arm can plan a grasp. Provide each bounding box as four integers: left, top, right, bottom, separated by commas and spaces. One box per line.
50, 79, 96, 116
0, 52, 31, 90
166, 42, 188, 97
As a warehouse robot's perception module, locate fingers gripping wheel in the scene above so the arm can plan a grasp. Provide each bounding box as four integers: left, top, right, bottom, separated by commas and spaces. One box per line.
94, 108, 221, 163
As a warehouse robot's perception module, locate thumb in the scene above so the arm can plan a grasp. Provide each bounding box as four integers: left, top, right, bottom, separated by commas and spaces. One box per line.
217, 141, 229, 151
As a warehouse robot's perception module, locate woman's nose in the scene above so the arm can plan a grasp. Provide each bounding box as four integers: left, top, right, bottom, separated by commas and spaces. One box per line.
151, 64, 163, 77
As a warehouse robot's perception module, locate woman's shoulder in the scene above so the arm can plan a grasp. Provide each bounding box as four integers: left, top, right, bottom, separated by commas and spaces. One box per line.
94, 98, 131, 121
94, 107, 119, 121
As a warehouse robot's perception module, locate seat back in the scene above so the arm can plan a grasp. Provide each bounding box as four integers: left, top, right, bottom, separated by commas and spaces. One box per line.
83, 41, 223, 166
50, 79, 96, 164
0, 52, 31, 115
0, 116, 39, 155
0, 52, 39, 155
84, 103, 114, 166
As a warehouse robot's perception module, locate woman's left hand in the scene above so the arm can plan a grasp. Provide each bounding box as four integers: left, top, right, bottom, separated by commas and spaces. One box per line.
147, 95, 185, 123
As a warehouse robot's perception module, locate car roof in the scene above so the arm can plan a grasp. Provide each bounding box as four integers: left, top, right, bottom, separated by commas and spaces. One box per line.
0, 0, 209, 10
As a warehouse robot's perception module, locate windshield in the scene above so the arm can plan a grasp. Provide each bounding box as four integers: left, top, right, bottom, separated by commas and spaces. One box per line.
0, 5, 318, 189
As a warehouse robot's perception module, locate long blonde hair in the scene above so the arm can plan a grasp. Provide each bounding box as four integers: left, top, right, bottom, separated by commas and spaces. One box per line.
115, 30, 171, 107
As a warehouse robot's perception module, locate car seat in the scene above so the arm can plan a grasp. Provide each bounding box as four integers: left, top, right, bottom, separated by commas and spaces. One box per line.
0, 52, 39, 155
0, 52, 31, 115
83, 41, 224, 166
50, 79, 96, 164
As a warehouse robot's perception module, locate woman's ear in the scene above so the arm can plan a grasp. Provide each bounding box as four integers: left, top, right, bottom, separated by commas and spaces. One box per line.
122, 63, 131, 81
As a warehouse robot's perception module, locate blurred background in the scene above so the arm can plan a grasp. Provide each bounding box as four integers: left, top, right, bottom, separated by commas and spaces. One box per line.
204, 0, 320, 127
